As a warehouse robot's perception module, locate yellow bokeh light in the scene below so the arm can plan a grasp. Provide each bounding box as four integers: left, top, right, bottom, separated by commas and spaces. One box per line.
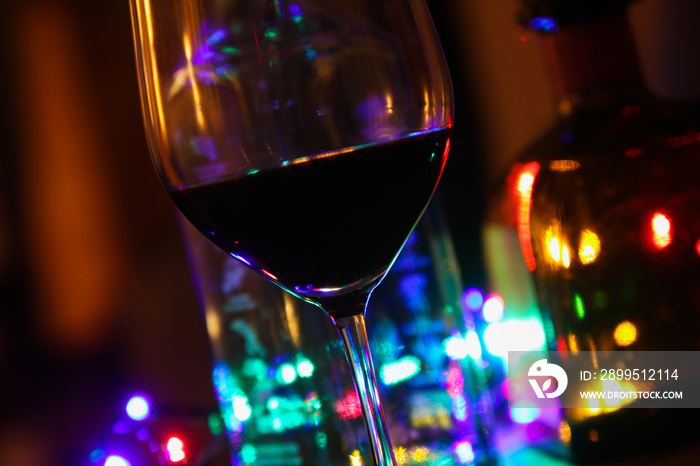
579, 229, 601, 264
349, 450, 362, 466
567, 334, 579, 352
543, 221, 572, 267
385, 93, 394, 114
411, 447, 430, 462
652, 213, 671, 235
562, 245, 571, 268
547, 233, 561, 262
651, 212, 672, 249
517, 172, 535, 196
549, 160, 581, 172
589, 429, 599, 442
613, 321, 637, 346
560, 421, 572, 444
516, 162, 540, 272
204, 306, 221, 341
394, 447, 408, 465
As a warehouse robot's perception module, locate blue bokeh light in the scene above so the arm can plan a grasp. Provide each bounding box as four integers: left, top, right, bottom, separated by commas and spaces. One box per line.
529, 17, 558, 32
104, 455, 131, 466
462, 288, 484, 311
125, 395, 150, 421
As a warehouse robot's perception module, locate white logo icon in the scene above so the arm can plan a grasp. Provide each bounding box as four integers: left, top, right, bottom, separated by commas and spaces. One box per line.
528, 359, 568, 398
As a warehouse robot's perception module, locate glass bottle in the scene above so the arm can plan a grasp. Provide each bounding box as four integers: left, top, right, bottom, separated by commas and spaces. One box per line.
366, 197, 495, 465
505, 0, 700, 461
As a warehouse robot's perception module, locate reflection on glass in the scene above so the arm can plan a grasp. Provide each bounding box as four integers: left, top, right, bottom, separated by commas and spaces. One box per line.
578, 229, 600, 264
516, 162, 540, 272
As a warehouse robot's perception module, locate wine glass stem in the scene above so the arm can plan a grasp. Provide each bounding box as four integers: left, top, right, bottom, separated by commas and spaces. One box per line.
335, 314, 397, 466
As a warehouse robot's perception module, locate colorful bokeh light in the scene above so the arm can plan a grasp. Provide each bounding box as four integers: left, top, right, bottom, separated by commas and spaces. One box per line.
509, 402, 541, 424
579, 229, 601, 264
444, 334, 469, 360
482, 294, 505, 323
104, 456, 131, 466
651, 212, 672, 249
165, 437, 186, 463
465, 331, 483, 360
516, 162, 540, 271
380, 356, 421, 385
296, 359, 315, 378
232, 395, 252, 421
483, 318, 545, 357
278, 363, 298, 384
462, 288, 484, 311
560, 421, 572, 443
267, 397, 280, 410
125, 395, 150, 421
336, 391, 362, 420
241, 444, 257, 464
547, 232, 561, 262
454, 440, 475, 464
529, 16, 558, 32
613, 321, 637, 346
574, 294, 585, 320
350, 450, 363, 466
561, 245, 571, 268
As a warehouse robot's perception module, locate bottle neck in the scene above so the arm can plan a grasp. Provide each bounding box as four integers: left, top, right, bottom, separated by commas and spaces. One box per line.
538, 14, 646, 116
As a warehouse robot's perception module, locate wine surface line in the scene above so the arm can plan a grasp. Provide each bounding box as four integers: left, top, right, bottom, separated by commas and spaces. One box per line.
171, 127, 451, 313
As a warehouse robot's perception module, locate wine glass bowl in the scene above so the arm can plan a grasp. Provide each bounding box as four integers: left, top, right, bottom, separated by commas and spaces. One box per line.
130, 1, 453, 464
134, 0, 453, 310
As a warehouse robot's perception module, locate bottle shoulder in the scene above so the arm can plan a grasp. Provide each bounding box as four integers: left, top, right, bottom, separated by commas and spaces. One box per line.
519, 97, 700, 164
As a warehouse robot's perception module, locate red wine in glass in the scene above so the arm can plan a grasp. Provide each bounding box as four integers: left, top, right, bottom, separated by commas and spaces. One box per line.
171, 128, 450, 315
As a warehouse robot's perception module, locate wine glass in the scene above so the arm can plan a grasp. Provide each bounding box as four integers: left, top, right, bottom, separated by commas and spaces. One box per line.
129, 1, 453, 464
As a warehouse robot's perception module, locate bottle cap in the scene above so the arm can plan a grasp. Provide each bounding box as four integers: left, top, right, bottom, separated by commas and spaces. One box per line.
517, 0, 635, 32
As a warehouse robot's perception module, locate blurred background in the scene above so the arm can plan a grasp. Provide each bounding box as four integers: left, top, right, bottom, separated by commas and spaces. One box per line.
0, 0, 699, 464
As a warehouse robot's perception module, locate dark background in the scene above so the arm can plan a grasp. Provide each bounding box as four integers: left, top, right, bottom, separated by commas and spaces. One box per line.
0, 0, 698, 464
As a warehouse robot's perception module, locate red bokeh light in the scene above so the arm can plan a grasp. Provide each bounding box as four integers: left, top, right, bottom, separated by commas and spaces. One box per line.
651, 212, 672, 249
165, 436, 186, 463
